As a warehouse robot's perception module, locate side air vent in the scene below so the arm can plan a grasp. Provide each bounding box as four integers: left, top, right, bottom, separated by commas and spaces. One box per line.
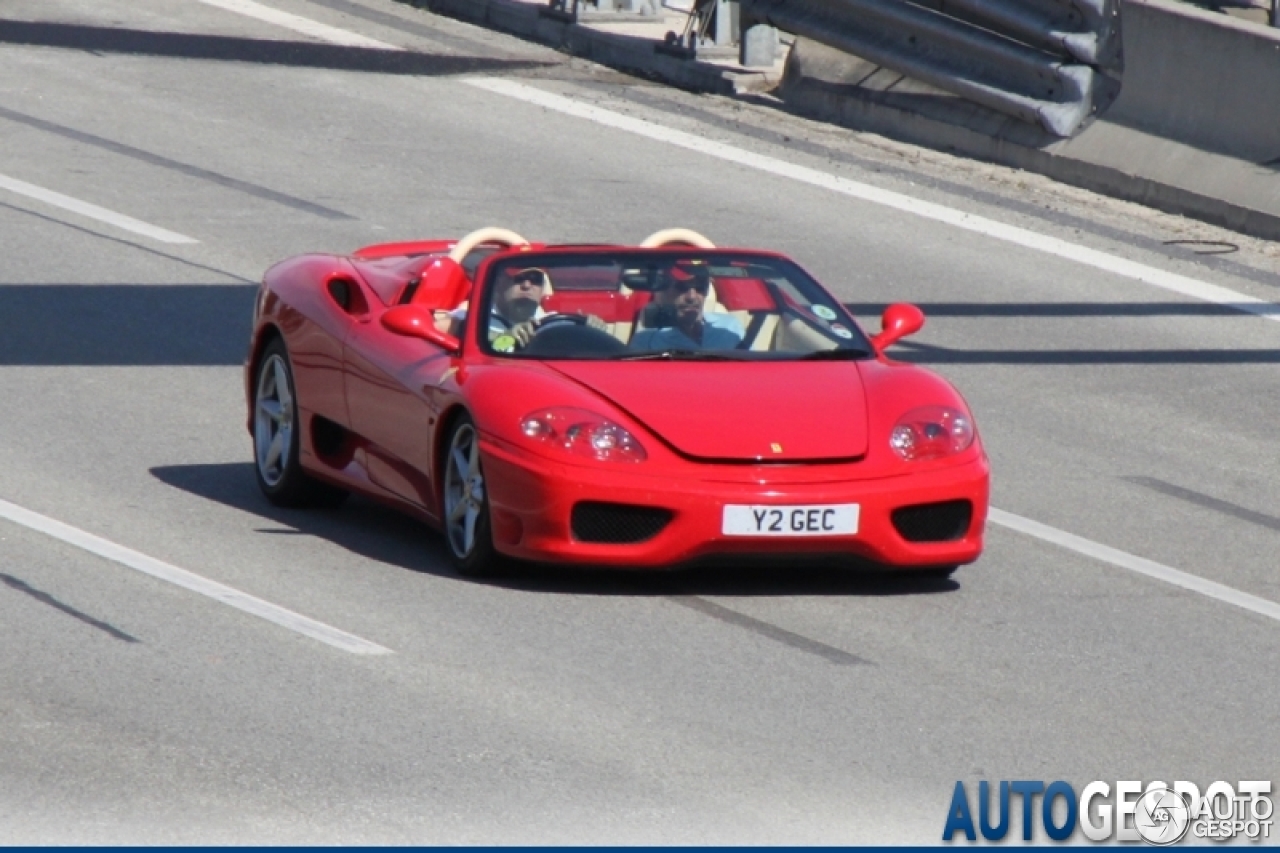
571, 502, 673, 544
891, 500, 973, 543
310, 415, 354, 467
326, 277, 367, 315
328, 278, 351, 310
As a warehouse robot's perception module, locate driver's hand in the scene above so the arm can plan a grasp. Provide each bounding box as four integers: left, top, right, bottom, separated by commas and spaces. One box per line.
583, 314, 608, 332
511, 320, 538, 346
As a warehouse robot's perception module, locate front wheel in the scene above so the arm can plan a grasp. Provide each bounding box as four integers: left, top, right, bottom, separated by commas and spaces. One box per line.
252, 339, 347, 508
441, 414, 501, 577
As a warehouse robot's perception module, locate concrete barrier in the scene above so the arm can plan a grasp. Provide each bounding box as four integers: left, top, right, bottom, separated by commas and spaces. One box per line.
1109, 0, 1280, 163
777, 0, 1280, 239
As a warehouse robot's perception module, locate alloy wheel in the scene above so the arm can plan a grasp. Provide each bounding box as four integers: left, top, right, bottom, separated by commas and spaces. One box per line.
254, 353, 294, 488
443, 422, 484, 558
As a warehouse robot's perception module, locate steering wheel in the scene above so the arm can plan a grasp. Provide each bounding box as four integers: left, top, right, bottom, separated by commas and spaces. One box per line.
519, 314, 626, 357
532, 313, 589, 335
448, 226, 529, 264
639, 228, 716, 249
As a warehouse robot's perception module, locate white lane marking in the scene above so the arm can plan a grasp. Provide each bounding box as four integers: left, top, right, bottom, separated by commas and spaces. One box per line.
0, 173, 198, 245
466, 77, 1280, 325
989, 507, 1280, 624
193, 0, 400, 49
0, 498, 393, 655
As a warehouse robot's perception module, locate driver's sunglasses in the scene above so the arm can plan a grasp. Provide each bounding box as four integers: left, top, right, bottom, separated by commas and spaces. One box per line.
667, 279, 710, 295
510, 270, 546, 287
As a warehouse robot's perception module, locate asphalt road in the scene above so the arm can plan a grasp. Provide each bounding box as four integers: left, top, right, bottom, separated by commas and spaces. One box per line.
1, 0, 1278, 842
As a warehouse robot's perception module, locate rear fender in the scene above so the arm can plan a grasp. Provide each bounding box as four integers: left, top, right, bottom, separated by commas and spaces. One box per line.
253, 254, 365, 437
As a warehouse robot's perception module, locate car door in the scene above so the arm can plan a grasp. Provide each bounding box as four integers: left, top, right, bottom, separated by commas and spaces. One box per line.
343, 315, 455, 510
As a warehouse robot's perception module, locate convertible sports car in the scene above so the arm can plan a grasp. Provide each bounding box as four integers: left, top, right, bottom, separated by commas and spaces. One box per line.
245, 226, 989, 577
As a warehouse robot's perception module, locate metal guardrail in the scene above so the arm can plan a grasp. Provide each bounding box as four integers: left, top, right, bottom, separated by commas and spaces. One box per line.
544, 0, 663, 22
737, 0, 1123, 137
546, 0, 759, 60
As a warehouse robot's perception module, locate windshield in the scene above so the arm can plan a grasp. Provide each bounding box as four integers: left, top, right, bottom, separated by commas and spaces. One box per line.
474, 251, 873, 361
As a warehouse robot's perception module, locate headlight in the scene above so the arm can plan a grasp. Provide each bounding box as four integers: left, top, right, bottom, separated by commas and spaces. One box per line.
890, 406, 974, 461
520, 407, 647, 462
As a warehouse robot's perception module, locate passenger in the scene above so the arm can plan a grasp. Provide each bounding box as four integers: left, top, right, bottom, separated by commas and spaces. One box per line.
630, 264, 743, 350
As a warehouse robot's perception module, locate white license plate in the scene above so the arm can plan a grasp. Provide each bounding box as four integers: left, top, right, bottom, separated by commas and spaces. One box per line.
722, 504, 859, 537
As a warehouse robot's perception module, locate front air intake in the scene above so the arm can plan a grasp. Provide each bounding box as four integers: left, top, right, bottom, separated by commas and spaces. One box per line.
571, 502, 673, 544
891, 500, 973, 543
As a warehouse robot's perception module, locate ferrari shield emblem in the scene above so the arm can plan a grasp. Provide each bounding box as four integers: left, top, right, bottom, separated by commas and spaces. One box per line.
770, 443, 783, 454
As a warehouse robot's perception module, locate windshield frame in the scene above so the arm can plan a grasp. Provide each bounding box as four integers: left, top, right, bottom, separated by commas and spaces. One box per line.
471, 248, 875, 361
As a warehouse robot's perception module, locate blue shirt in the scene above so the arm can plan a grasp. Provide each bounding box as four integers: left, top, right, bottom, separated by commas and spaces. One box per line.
631, 312, 745, 351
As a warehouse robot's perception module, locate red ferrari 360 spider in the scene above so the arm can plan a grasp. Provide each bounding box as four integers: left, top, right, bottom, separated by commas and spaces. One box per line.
245, 226, 988, 576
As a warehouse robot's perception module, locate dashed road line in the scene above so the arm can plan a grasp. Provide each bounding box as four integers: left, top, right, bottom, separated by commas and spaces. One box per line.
193, 0, 400, 49
0, 173, 198, 244
0, 498, 392, 655
0, 106, 354, 221
989, 508, 1280, 624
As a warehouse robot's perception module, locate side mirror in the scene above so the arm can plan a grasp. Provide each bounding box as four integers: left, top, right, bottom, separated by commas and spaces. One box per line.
381, 305, 460, 352
871, 303, 925, 354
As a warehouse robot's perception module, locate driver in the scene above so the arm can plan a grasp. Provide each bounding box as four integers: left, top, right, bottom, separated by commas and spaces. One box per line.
630, 263, 743, 351
448, 265, 548, 343
491, 266, 549, 344
451, 265, 608, 349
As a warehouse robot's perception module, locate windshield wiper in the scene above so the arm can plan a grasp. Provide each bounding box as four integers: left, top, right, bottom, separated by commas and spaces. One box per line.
796, 349, 869, 361
616, 349, 745, 361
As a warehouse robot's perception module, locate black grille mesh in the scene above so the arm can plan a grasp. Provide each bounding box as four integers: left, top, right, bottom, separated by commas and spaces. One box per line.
571, 502, 672, 544
891, 500, 973, 543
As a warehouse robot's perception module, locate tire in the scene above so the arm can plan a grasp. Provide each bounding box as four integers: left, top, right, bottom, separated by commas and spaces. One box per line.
441, 413, 501, 577
252, 338, 348, 508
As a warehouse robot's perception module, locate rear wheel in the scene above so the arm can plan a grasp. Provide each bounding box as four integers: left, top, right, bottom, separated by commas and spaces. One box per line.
442, 414, 501, 576
253, 338, 347, 508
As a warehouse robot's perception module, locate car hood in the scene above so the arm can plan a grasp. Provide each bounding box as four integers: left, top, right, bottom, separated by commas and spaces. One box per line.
547, 361, 869, 461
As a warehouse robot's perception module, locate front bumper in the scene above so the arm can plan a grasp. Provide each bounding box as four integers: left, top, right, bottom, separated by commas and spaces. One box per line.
481, 439, 989, 570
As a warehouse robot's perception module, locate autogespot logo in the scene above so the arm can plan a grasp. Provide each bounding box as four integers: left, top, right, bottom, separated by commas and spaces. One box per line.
942, 780, 1273, 843
1133, 787, 1191, 845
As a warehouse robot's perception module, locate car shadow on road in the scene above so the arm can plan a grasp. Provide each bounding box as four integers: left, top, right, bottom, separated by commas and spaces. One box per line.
496, 561, 960, 598
151, 461, 445, 575
150, 461, 959, 599
0, 19, 553, 76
